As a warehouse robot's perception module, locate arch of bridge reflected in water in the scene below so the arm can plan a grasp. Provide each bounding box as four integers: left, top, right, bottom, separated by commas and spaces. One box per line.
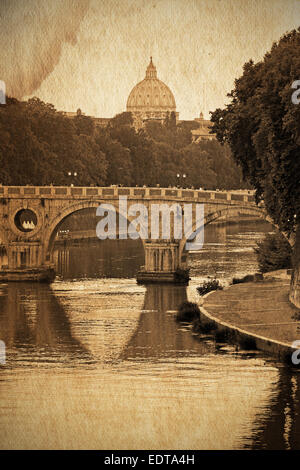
0, 219, 300, 449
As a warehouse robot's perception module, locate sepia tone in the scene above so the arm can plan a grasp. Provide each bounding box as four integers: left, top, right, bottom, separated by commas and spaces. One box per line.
0, 0, 300, 451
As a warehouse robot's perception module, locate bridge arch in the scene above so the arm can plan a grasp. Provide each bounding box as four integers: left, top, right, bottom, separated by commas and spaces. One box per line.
43, 199, 146, 263
178, 204, 271, 264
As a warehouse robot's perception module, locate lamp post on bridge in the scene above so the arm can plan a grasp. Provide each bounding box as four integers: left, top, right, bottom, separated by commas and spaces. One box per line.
176, 173, 187, 189
67, 171, 77, 186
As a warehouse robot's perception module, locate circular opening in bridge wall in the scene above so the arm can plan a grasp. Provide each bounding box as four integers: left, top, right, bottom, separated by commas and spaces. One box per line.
14, 209, 37, 232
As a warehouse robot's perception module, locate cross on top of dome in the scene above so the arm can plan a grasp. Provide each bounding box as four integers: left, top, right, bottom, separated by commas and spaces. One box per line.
145, 56, 157, 79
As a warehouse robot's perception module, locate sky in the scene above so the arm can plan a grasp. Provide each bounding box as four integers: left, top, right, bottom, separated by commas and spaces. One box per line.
1, 0, 300, 120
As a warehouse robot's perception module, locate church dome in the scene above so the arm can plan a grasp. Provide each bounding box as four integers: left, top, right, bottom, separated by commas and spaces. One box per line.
126, 57, 176, 113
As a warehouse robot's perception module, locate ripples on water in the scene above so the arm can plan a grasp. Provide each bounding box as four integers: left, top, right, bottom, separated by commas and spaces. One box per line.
0, 220, 300, 449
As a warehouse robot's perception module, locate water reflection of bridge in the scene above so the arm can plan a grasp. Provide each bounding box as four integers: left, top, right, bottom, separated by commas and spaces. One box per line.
121, 284, 213, 360
0, 283, 91, 365
122, 285, 300, 449
0, 282, 300, 448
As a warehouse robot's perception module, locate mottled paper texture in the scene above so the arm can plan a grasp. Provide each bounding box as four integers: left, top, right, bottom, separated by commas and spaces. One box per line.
0, 0, 300, 451
1, 0, 300, 119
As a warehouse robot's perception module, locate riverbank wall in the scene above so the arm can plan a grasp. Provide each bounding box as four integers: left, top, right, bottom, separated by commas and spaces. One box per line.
187, 271, 300, 364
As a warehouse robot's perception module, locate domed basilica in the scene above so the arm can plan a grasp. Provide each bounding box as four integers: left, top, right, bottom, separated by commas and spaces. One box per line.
65, 57, 215, 141
126, 57, 179, 128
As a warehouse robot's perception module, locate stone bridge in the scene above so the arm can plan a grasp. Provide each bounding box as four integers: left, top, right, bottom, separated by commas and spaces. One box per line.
0, 185, 266, 283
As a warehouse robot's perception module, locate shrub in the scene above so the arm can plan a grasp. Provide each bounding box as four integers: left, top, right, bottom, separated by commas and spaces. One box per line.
196, 279, 223, 296
197, 321, 217, 334
237, 335, 257, 350
254, 232, 292, 273
174, 268, 190, 283
232, 273, 263, 284
176, 301, 200, 322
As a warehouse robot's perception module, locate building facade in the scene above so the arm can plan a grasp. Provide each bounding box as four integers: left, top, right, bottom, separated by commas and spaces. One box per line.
191, 112, 215, 142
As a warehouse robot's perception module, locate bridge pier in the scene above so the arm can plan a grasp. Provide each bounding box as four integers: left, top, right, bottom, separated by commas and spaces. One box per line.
0, 242, 55, 282
137, 241, 190, 284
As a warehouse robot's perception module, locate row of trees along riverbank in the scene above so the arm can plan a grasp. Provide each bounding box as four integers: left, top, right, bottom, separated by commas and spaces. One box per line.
0, 98, 247, 190
210, 27, 300, 307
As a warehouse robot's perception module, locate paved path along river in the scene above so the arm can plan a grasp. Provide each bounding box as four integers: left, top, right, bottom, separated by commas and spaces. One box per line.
191, 273, 300, 359
201, 273, 298, 341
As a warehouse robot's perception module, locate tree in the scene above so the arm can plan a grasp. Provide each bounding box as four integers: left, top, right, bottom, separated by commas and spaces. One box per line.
145, 116, 192, 149
0, 97, 108, 186
95, 128, 132, 186
109, 111, 133, 129
152, 142, 180, 187
210, 27, 300, 306
254, 233, 292, 273
198, 140, 245, 189
73, 113, 95, 136
0, 98, 60, 185
180, 144, 217, 189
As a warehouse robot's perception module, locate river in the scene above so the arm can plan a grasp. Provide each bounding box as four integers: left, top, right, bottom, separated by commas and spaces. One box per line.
0, 219, 300, 450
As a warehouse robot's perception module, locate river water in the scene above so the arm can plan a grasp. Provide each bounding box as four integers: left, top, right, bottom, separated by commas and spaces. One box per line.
0, 220, 300, 450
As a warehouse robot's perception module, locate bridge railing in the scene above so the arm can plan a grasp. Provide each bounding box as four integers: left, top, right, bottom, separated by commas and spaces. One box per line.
0, 186, 256, 204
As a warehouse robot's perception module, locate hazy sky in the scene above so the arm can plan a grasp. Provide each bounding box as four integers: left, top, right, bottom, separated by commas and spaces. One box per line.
1, 0, 300, 119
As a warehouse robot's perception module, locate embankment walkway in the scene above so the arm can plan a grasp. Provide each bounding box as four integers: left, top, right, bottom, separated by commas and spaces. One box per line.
195, 271, 300, 360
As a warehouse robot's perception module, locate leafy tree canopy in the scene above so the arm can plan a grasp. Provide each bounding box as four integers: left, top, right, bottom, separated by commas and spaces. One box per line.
210, 28, 300, 234
0, 97, 246, 190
